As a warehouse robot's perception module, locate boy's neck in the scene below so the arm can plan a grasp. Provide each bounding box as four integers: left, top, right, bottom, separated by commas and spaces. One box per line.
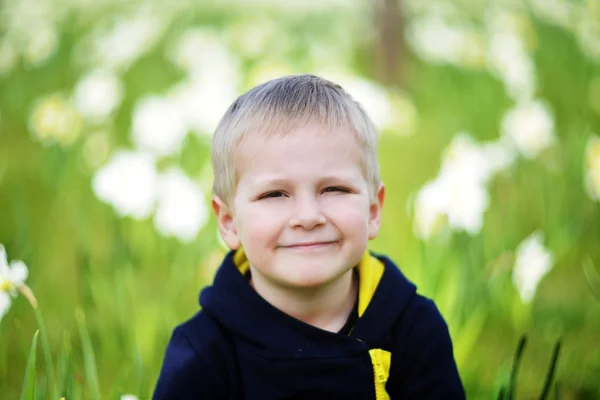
249, 266, 358, 333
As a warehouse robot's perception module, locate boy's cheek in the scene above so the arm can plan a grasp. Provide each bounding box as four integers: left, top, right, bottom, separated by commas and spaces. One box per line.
325, 202, 369, 222
238, 217, 280, 244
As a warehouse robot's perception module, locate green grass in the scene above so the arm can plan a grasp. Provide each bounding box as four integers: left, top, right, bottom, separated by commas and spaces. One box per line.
0, 1, 599, 398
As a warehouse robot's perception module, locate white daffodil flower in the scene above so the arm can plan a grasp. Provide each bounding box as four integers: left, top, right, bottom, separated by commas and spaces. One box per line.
169, 28, 230, 75
487, 31, 536, 100
73, 69, 123, 121
441, 133, 516, 184
512, 231, 554, 303
413, 132, 513, 240
407, 17, 484, 68
120, 395, 139, 400
414, 182, 486, 238
168, 28, 241, 137
169, 76, 239, 138
154, 168, 209, 243
529, 0, 576, 29
23, 23, 58, 67
441, 133, 494, 185
92, 150, 158, 219
28, 93, 83, 146
413, 179, 448, 240
501, 100, 556, 159
131, 95, 189, 157
437, 170, 490, 235
317, 69, 406, 133
0, 245, 29, 321
92, 12, 164, 71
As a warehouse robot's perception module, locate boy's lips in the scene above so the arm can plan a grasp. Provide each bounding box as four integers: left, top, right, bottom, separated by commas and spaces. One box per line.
281, 241, 339, 249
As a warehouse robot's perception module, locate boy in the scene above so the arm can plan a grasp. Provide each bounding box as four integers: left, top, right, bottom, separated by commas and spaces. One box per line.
154, 75, 465, 399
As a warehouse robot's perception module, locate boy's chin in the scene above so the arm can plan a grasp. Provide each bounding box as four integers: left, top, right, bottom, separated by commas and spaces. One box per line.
272, 263, 354, 290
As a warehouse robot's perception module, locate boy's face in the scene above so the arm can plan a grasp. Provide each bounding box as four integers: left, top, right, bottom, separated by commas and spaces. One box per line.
213, 123, 384, 290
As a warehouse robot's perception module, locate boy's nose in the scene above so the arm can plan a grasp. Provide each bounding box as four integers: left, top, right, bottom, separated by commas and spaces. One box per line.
289, 197, 326, 230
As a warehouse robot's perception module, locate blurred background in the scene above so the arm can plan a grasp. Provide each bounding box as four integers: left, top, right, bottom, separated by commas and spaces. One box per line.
1, 0, 600, 398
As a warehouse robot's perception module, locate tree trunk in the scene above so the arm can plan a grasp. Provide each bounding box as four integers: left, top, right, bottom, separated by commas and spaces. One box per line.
374, 0, 405, 87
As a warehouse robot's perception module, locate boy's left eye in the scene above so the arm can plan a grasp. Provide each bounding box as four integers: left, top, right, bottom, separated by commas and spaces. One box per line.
323, 186, 349, 193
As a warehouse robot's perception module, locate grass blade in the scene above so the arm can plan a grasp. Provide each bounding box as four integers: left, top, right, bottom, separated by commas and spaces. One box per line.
57, 331, 73, 398
76, 309, 100, 400
33, 305, 57, 399
582, 257, 600, 301
506, 335, 527, 400
539, 340, 562, 400
497, 387, 506, 400
20, 330, 39, 400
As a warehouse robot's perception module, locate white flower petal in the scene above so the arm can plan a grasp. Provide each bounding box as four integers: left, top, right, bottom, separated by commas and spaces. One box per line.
0, 245, 8, 276
512, 231, 554, 303
93, 12, 164, 70
92, 150, 158, 219
317, 70, 395, 131
501, 100, 555, 159
0, 291, 11, 321
439, 170, 489, 235
8, 260, 28, 285
169, 78, 238, 137
73, 69, 123, 120
413, 179, 448, 240
441, 133, 490, 184
167, 29, 241, 137
131, 96, 189, 156
154, 168, 209, 242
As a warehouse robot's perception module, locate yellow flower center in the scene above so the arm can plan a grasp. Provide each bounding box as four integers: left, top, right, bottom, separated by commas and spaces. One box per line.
0, 279, 12, 292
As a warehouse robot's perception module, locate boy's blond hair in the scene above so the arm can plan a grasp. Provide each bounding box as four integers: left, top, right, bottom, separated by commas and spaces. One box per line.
211, 74, 381, 205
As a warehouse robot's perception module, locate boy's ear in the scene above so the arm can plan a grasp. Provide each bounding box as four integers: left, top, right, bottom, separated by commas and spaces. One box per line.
368, 183, 385, 240
212, 195, 241, 250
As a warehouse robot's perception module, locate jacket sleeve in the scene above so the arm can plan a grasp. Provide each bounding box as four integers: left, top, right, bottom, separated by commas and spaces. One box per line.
387, 297, 466, 399
153, 326, 229, 399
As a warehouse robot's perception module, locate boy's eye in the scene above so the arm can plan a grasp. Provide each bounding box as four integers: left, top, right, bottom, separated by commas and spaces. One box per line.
323, 186, 349, 193
259, 191, 286, 199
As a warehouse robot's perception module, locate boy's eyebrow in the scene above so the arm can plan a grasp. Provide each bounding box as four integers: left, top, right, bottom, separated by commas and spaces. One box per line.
250, 174, 361, 188
251, 177, 289, 188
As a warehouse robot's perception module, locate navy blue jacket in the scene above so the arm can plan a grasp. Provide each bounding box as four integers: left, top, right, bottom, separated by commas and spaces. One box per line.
154, 250, 465, 399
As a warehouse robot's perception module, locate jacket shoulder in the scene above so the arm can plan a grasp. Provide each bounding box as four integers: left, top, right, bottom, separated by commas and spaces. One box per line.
387, 294, 466, 399
394, 294, 447, 337
153, 311, 237, 400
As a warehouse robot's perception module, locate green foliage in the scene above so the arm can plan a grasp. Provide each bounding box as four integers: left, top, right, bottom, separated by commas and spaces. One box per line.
20, 330, 38, 400
76, 310, 101, 400
497, 336, 562, 400
0, 0, 600, 399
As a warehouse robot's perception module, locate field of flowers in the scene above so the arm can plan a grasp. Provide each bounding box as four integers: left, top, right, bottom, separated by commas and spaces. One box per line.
1, 0, 600, 398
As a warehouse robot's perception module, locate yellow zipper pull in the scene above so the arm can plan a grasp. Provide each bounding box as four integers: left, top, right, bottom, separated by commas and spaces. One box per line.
369, 349, 391, 399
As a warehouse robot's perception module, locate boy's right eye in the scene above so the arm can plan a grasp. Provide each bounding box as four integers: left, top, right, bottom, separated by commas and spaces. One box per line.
259, 191, 286, 199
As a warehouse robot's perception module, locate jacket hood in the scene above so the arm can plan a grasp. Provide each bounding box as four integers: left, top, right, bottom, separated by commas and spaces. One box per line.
199, 249, 416, 359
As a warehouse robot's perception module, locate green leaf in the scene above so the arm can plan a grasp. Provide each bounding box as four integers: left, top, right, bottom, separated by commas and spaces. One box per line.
33, 305, 57, 399
506, 335, 527, 400
57, 331, 73, 398
76, 309, 100, 400
539, 340, 562, 400
453, 305, 487, 368
583, 257, 600, 301
20, 330, 39, 400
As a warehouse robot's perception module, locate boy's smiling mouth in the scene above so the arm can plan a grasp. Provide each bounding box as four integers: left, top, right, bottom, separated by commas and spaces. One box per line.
281, 241, 339, 250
